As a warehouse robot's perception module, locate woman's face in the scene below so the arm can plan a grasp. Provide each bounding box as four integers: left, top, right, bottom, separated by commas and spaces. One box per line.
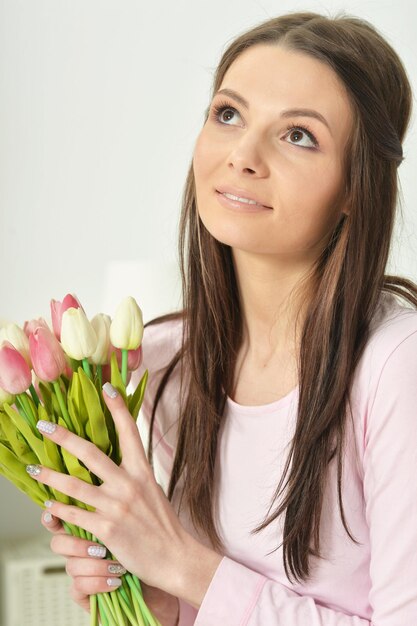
193, 44, 353, 260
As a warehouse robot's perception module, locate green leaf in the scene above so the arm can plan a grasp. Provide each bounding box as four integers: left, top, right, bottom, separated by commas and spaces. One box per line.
58, 418, 96, 511
38, 382, 53, 415
38, 382, 60, 419
110, 351, 127, 403
79, 368, 110, 454
38, 406, 65, 474
0, 409, 38, 465
67, 370, 88, 438
3, 404, 46, 464
0, 442, 50, 506
128, 369, 149, 420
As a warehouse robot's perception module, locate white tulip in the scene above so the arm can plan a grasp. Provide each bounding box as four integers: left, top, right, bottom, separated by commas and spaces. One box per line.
61, 308, 98, 360
89, 314, 111, 365
110, 297, 144, 350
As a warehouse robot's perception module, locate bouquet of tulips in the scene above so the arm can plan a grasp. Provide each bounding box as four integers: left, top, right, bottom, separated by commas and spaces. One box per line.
0, 293, 161, 626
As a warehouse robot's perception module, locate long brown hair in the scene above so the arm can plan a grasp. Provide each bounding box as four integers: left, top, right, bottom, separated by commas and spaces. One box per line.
144, 11, 417, 583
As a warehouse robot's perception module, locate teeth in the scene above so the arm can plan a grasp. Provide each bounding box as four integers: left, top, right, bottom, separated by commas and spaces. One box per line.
222, 192, 262, 206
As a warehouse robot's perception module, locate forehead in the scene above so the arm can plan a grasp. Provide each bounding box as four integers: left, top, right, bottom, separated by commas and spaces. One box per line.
219, 44, 353, 144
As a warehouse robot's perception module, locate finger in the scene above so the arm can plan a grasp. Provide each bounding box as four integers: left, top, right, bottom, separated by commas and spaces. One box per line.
70, 588, 90, 615
38, 499, 100, 539
102, 382, 150, 474
66, 556, 126, 578
26, 463, 107, 512
50, 534, 108, 560
71, 575, 123, 601
41, 509, 65, 534
35, 420, 120, 486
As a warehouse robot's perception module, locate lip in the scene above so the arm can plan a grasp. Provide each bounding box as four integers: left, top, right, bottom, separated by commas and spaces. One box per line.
215, 185, 273, 209
215, 190, 272, 213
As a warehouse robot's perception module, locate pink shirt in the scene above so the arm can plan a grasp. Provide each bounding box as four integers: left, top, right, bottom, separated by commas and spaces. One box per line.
132, 292, 417, 625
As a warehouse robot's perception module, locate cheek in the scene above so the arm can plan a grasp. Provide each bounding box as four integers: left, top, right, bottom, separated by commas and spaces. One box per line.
193, 131, 214, 183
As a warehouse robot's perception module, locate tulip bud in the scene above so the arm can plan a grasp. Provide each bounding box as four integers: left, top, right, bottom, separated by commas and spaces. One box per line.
0, 386, 14, 408
50, 293, 82, 340
89, 314, 111, 365
0, 341, 32, 394
110, 297, 144, 350
60, 308, 97, 360
0, 323, 31, 367
23, 317, 50, 337
29, 326, 67, 382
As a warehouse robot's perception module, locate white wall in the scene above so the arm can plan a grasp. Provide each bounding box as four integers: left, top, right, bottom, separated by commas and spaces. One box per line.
1, 0, 416, 537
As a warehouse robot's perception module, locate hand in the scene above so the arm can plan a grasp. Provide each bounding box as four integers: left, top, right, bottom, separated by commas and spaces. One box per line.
30, 382, 190, 599
40, 510, 180, 625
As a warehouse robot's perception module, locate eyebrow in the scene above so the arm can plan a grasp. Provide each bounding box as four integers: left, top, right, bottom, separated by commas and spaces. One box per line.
215, 88, 332, 136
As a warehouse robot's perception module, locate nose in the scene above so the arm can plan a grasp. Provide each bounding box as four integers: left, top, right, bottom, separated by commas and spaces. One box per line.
227, 132, 269, 177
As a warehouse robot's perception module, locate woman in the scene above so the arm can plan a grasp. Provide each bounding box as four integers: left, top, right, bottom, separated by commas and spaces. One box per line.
34, 10, 417, 625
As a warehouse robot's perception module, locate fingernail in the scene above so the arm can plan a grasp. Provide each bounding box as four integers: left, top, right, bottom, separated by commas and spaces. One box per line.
107, 578, 122, 588
102, 382, 118, 398
88, 545, 107, 558
26, 465, 42, 476
44, 512, 53, 523
108, 563, 127, 575
44, 500, 54, 508
36, 420, 57, 434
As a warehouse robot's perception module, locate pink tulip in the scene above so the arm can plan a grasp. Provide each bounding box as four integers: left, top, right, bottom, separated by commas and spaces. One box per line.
0, 341, 32, 394
50, 294, 82, 340
23, 317, 50, 337
29, 326, 67, 382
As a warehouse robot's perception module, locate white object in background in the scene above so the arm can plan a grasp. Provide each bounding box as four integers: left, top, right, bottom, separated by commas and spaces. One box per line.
103, 259, 182, 324
0, 532, 89, 626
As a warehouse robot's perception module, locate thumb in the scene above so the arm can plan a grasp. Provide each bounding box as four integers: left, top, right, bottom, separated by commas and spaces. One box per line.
41, 508, 66, 534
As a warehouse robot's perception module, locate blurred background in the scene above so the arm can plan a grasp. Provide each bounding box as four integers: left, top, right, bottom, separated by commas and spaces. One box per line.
0, 1, 416, 616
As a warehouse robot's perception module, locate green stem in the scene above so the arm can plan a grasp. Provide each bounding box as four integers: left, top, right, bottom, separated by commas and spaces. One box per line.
121, 349, 128, 387
82, 358, 92, 378
126, 574, 160, 626
109, 590, 127, 626
14, 396, 27, 419
97, 595, 111, 626
97, 364, 103, 388
53, 380, 73, 430
100, 593, 118, 626
117, 584, 140, 625
29, 384, 40, 407
127, 583, 147, 626
90, 595, 98, 626
18, 393, 38, 430
78, 526, 87, 540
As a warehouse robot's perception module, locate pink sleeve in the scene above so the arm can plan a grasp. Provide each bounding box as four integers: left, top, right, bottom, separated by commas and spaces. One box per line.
191, 329, 417, 625
194, 557, 370, 625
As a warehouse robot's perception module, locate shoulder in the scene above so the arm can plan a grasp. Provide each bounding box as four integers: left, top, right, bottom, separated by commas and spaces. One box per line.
360, 291, 417, 377
142, 315, 184, 370
351, 291, 417, 441
131, 314, 184, 387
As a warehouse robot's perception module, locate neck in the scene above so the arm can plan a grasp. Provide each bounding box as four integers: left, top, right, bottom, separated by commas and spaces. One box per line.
232, 249, 314, 363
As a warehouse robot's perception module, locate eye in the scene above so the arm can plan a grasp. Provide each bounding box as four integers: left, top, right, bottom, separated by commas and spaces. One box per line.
211, 100, 241, 125
284, 124, 319, 149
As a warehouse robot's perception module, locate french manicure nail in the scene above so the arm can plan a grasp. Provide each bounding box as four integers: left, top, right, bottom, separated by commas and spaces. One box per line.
88, 545, 107, 558
44, 512, 53, 523
36, 420, 57, 434
26, 465, 42, 476
102, 382, 118, 398
108, 563, 127, 575
44, 500, 53, 508
107, 578, 122, 588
